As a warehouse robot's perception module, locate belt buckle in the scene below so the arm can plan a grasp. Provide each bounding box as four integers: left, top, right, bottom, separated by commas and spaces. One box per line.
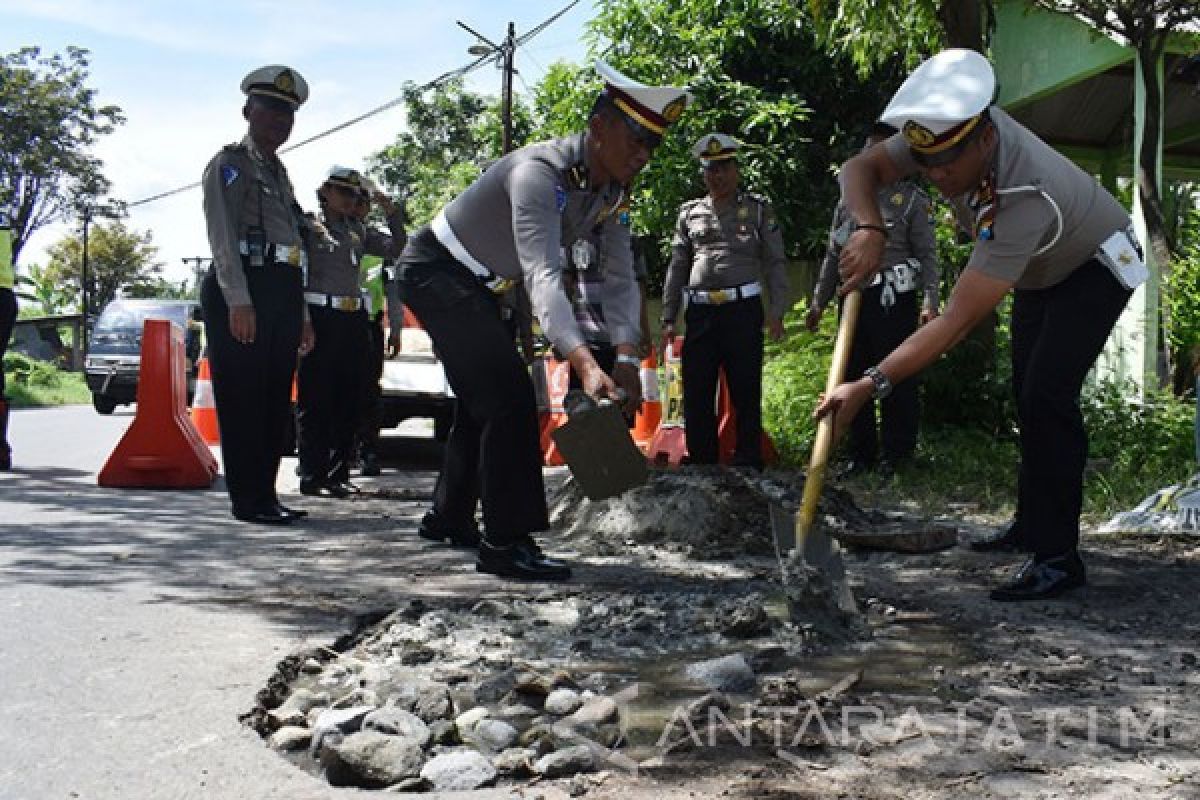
288, 247, 301, 267
710, 289, 730, 304
333, 297, 356, 311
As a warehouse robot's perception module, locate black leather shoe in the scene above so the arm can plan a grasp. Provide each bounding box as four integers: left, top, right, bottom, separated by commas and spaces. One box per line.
970, 522, 1032, 553
476, 536, 572, 581
418, 514, 481, 548
990, 552, 1086, 602
360, 453, 381, 477
233, 507, 292, 526
299, 478, 330, 497
274, 503, 309, 520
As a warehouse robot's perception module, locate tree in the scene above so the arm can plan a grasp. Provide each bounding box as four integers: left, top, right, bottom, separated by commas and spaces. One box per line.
14, 261, 74, 316
583, 0, 906, 285
807, 0, 994, 74
0, 47, 125, 264
366, 79, 533, 227
43, 222, 163, 314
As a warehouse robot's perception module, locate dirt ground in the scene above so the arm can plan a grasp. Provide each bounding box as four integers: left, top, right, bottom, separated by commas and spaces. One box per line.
248, 466, 1200, 799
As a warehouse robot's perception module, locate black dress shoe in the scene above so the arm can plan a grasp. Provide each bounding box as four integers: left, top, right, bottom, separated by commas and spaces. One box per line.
233, 507, 292, 526
418, 514, 481, 548
274, 503, 309, 520
990, 552, 1086, 602
476, 536, 572, 581
970, 521, 1032, 553
299, 478, 330, 497
360, 453, 381, 477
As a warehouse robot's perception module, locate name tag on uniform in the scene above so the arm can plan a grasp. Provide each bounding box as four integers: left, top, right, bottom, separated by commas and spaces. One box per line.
1096, 229, 1147, 290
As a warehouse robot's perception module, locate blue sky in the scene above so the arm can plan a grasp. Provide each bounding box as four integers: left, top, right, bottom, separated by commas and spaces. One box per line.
1, 0, 597, 282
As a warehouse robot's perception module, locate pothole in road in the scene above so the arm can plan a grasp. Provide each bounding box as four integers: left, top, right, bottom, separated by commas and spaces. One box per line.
241, 468, 968, 793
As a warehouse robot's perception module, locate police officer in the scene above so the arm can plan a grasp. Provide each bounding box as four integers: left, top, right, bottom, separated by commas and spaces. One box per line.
661, 134, 789, 469
398, 61, 690, 580
0, 210, 15, 471
297, 167, 405, 496
354, 188, 395, 478
818, 49, 1142, 601
808, 122, 940, 476
201, 65, 314, 525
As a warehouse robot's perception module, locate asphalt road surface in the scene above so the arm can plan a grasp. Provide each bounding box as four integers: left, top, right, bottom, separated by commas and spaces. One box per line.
0, 404, 530, 800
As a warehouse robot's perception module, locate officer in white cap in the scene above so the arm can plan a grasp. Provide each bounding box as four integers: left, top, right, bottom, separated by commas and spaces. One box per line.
808, 121, 940, 477
201, 65, 314, 525
661, 132, 789, 468
396, 60, 689, 580
817, 49, 1143, 601
296, 166, 405, 498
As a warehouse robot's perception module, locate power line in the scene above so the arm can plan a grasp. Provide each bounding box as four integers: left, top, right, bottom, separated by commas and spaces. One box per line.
125, 0, 585, 210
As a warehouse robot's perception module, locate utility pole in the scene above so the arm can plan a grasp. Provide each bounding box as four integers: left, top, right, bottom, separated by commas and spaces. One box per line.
181, 257, 211, 297
80, 205, 91, 358
458, 19, 518, 154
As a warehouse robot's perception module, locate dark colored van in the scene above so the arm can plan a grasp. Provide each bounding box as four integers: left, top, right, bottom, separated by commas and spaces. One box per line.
84, 298, 203, 414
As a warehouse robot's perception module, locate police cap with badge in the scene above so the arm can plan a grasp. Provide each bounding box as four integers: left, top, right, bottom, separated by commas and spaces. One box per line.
241, 65, 309, 111
595, 60, 691, 148
880, 48, 994, 168
691, 133, 740, 167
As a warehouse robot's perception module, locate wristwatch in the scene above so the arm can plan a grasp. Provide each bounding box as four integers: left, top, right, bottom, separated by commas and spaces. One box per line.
615, 353, 641, 367
863, 365, 892, 399
853, 221, 888, 237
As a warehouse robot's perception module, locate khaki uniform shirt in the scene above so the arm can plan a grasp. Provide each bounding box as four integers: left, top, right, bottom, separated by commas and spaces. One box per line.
436, 132, 638, 357
202, 135, 307, 307
814, 180, 939, 310
662, 191, 790, 322
884, 107, 1130, 290
307, 209, 405, 298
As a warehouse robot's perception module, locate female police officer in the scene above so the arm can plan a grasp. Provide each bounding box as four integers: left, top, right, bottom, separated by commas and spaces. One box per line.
818, 49, 1143, 601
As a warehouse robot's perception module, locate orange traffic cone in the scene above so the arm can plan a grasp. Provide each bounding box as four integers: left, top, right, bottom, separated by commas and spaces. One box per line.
716, 367, 778, 466
632, 350, 662, 451
190, 355, 220, 445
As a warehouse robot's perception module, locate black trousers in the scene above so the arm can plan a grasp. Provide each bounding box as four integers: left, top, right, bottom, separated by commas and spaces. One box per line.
843, 285, 920, 464
1011, 259, 1132, 556
297, 305, 369, 483
0, 288, 16, 398
357, 312, 386, 457
201, 264, 303, 515
682, 297, 765, 467
399, 232, 547, 545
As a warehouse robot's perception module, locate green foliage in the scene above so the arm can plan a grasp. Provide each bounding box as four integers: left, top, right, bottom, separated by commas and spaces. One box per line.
762, 301, 830, 463
366, 80, 533, 228
15, 260, 74, 315
1163, 203, 1200, 377
43, 221, 163, 315
588, 0, 908, 285
1081, 380, 1198, 514
0, 46, 124, 264
3, 352, 90, 407
807, 0, 948, 77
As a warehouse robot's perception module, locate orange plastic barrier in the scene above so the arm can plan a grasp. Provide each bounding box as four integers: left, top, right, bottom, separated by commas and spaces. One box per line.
632, 349, 662, 451
99, 319, 219, 488
189, 356, 220, 445
716, 368, 778, 466
536, 356, 571, 466
646, 336, 687, 467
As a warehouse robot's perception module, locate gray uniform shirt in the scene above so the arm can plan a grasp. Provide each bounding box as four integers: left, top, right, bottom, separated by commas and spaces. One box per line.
202, 135, 306, 307
662, 191, 790, 322
307, 210, 405, 298
884, 107, 1130, 290
814, 180, 939, 310
436, 133, 639, 357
